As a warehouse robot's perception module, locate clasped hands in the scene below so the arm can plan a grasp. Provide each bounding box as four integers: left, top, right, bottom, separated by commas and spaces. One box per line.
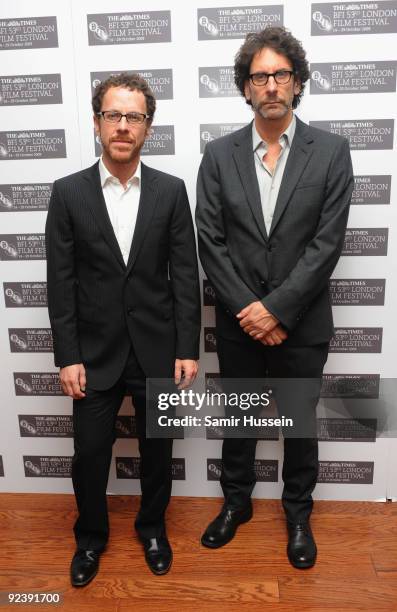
237, 301, 287, 346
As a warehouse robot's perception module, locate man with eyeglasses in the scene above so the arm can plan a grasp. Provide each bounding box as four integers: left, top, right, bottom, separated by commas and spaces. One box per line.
196, 27, 353, 568
45, 73, 200, 584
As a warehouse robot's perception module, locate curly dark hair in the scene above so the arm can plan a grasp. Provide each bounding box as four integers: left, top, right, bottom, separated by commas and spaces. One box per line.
234, 27, 310, 109
92, 72, 156, 122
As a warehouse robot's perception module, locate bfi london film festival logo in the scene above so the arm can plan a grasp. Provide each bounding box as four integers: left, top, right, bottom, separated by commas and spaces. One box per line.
198, 67, 239, 97
87, 11, 171, 46
329, 328, 383, 353
8, 328, 53, 353
116, 457, 185, 479
317, 418, 377, 443
197, 5, 283, 40
309, 120, 394, 150
0, 234, 46, 260
204, 327, 217, 352
19, 415, 73, 438
115, 415, 137, 438
352, 175, 391, 205
0, 184, 52, 212
3, 282, 47, 307
200, 124, 246, 154
14, 373, 63, 396
0, 16, 58, 50
318, 461, 374, 484
95, 126, 175, 157
23, 456, 72, 478
0, 130, 66, 160
329, 279, 385, 305
207, 458, 278, 482
203, 280, 216, 306
311, 2, 397, 35
91, 69, 173, 100
321, 374, 380, 399
310, 61, 397, 95
0, 74, 62, 106
342, 228, 388, 256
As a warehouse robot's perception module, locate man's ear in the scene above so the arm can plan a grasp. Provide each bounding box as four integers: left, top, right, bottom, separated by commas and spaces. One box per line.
145, 121, 153, 137
244, 80, 251, 102
293, 77, 301, 97
93, 113, 100, 137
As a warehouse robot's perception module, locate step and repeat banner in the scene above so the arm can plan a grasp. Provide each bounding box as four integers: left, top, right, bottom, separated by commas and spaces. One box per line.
1, 0, 396, 501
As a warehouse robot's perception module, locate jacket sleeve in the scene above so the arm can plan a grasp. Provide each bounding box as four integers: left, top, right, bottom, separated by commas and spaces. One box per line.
263, 137, 354, 330
45, 180, 82, 367
196, 143, 259, 314
169, 180, 201, 359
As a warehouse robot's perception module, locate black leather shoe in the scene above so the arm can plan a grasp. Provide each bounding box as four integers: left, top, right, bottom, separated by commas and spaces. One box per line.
70, 549, 101, 587
287, 522, 317, 569
201, 505, 253, 548
140, 536, 173, 575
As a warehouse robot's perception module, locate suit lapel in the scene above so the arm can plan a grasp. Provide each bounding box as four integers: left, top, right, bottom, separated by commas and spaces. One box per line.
269, 117, 313, 237
82, 162, 125, 269
125, 162, 159, 275
232, 123, 268, 243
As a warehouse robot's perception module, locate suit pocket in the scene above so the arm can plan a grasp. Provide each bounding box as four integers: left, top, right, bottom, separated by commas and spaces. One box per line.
294, 183, 323, 191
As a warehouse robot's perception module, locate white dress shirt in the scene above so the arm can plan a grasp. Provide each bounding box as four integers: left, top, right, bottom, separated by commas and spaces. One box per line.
252, 114, 296, 234
99, 157, 141, 265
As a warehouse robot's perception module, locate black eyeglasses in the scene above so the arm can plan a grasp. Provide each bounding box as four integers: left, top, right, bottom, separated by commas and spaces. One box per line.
249, 70, 294, 86
97, 110, 149, 124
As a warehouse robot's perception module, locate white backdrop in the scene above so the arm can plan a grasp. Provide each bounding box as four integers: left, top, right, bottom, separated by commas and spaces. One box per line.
0, 0, 396, 501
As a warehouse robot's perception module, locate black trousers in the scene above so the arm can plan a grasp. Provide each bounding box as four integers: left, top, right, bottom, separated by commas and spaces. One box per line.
72, 347, 173, 551
216, 336, 329, 524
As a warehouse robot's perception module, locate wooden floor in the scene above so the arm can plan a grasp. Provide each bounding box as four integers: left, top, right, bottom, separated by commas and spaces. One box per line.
0, 494, 396, 611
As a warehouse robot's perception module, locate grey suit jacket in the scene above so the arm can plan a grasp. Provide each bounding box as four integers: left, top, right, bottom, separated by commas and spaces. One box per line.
195, 116, 354, 346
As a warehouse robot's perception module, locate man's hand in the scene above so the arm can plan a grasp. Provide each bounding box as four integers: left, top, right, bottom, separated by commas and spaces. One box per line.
174, 359, 199, 389
59, 363, 86, 399
237, 301, 279, 337
260, 325, 288, 346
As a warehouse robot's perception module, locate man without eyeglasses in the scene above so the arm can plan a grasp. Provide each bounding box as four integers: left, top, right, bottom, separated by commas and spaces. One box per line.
45, 73, 200, 585
196, 27, 353, 568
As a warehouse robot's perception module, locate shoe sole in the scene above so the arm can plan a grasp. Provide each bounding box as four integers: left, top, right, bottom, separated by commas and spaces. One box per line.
201, 510, 253, 549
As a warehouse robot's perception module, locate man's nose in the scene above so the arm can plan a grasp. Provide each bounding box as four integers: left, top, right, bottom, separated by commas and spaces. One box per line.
116, 116, 129, 130
265, 76, 278, 92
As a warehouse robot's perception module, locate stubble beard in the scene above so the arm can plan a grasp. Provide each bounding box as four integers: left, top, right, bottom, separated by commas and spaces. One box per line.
253, 98, 290, 121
